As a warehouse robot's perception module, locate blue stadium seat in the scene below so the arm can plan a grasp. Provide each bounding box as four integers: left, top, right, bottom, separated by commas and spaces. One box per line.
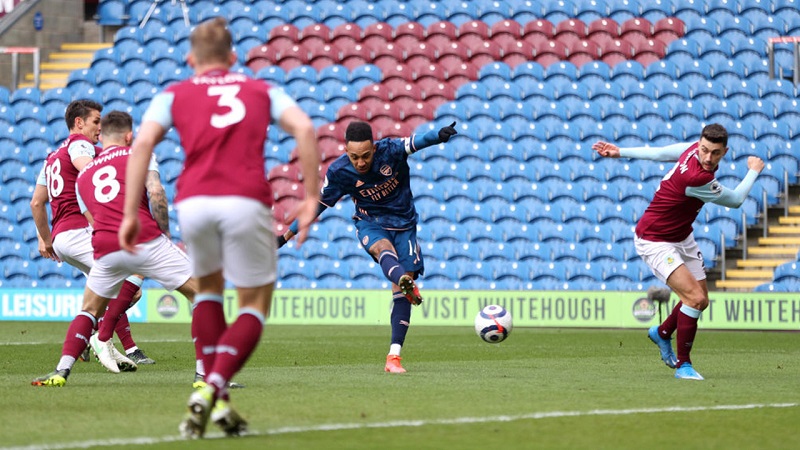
486, 82, 523, 102
487, 197, 528, 223
9, 87, 41, 107
773, 262, 800, 282
544, 61, 579, 82
679, 62, 714, 90
553, 81, 590, 101
511, 61, 545, 81
478, 61, 513, 83
14, 104, 47, 124
517, 77, 555, 101
255, 66, 286, 86
611, 60, 645, 85
769, 153, 799, 187
0, 104, 15, 125
600, 101, 635, 122
687, 79, 725, 101
2, 249, 37, 275
607, 0, 639, 22
597, 201, 637, 224
19, 122, 53, 147
0, 125, 23, 147
115, 25, 145, 46
536, 221, 570, 242
651, 79, 689, 102
441, 0, 478, 27
530, 260, 568, 281
577, 60, 611, 84
41, 87, 73, 107
517, 242, 552, 261
750, 14, 785, 40
147, 40, 183, 64
774, 97, 800, 120
723, 78, 761, 103
585, 240, 625, 262
704, 99, 738, 121
641, 58, 676, 83
665, 97, 703, 120
730, 37, 767, 61
760, 80, 796, 102
727, 121, 757, 140
586, 79, 623, 102
117, 42, 151, 65
139, 20, 170, 46
567, 262, 604, 283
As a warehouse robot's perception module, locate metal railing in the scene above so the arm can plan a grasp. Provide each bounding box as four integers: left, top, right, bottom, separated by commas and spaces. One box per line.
767, 36, 800, 84
0, 46, 40, 90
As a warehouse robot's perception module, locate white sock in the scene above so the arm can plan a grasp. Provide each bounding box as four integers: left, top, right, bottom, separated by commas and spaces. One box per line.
125, 346, 139, 355
196, 359, 205, 376
389, 344, 402, 356
56, 355, 76, 372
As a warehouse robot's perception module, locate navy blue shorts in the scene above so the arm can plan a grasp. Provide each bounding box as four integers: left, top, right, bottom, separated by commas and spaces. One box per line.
355, 220, 424, 278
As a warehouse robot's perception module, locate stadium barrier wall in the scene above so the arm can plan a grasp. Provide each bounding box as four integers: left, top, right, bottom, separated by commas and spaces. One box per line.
1, 288, 799, 331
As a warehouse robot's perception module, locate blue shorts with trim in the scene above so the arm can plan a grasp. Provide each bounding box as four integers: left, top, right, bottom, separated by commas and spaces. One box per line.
354, 220, 424, 278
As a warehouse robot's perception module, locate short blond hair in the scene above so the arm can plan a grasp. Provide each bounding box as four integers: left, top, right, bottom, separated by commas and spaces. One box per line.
190, 17, 233, 65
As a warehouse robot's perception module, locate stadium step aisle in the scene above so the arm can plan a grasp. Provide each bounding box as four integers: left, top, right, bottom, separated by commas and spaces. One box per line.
17, 43, 112, 90
726, 205, 800, 291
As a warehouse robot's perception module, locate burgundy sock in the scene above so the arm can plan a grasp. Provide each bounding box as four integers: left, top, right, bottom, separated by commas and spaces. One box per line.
192, 295, 228, 379
676, 307, 700, 367
207, 309, 264, 391
62, 312, 97, 359
658, 301, 682, 339
115, 314, 136, 352
97, 280, 139, 342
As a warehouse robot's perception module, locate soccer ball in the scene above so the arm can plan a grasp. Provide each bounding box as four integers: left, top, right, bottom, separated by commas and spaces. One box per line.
474, 305, 513, 343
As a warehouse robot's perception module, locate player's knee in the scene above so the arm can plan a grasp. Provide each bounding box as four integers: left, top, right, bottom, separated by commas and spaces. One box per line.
82, 299, 107, 317
684, 294, 709, 311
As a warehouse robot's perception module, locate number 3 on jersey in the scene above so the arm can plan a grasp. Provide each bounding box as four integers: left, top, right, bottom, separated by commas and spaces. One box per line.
92, 166, 121, 203
208, 85, 245, 128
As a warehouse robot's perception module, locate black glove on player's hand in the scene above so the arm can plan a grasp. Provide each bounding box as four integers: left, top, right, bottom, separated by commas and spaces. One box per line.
438, 121, 457, 143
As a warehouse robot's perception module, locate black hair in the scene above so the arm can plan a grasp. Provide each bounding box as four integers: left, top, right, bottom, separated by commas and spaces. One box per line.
345, 121, 373, 143
65, 99, 103, 131
701, 123, 728, 147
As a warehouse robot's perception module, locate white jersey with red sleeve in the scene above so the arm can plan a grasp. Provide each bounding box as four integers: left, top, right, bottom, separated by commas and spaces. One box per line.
76, 145, 163, 258
635, 143, 716, 242
160, 69, 275, 205
36, 134, 98, 239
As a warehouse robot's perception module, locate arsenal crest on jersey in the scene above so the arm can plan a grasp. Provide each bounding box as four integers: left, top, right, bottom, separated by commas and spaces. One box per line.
380, 165, 392, 176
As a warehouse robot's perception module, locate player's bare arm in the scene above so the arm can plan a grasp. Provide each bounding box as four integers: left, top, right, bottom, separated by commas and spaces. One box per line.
145, 170, 171, 237
121, 121, 166, 252
30, 184, 59, 261
278, 105, 321, 248
72, 155, 93, 172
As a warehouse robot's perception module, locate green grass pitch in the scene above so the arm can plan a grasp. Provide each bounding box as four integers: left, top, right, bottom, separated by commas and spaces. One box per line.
1, 322, 798, 449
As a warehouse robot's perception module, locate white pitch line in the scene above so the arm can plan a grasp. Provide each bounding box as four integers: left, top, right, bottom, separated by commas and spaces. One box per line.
2, 403, 797, 450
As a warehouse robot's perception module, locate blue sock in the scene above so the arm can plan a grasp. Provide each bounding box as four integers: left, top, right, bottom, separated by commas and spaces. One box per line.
378, 250, 405, 286
390, 293, 411, 345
